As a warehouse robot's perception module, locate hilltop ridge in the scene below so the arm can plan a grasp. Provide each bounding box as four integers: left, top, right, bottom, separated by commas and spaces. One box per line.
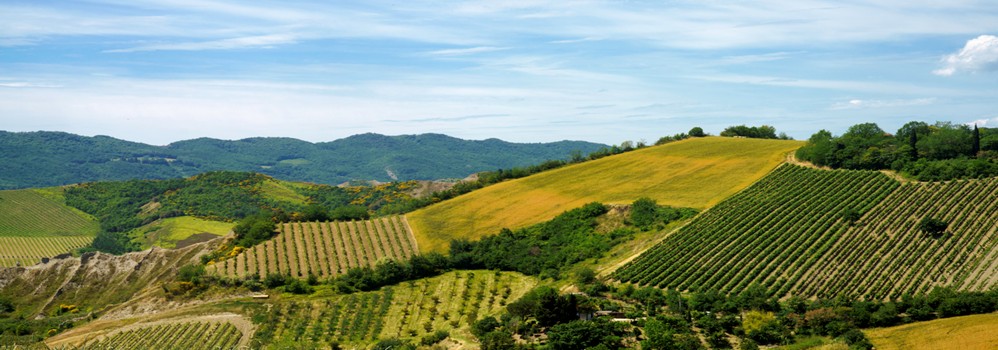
0, 131, 606, 189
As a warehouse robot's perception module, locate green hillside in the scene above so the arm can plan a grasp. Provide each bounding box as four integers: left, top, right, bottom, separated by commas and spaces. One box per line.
0, 131, 606, 189
0, 189, 98, 267
407, 137, 804, 252
614, 164, 998, 298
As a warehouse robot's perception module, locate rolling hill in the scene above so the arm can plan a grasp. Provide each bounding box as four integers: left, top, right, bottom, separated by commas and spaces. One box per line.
0, 131, 606, 189
406, 137, 804, 252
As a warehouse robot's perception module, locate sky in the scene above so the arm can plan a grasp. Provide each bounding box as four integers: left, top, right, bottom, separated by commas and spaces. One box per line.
1, 1, 997, 145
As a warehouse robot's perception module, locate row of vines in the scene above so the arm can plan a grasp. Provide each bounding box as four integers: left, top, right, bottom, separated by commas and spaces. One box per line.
82, 321, 242, 350
0, 236, 92, 267
0, 189, 97, 236
615, 164, 998, 299
210, 216, 418, 279
251, 289, 394, 346
379, 270, 531, 339
249, 270, 535, 347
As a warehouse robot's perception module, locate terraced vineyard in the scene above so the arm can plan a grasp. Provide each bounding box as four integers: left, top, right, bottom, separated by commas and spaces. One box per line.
250, 270, 536, 347
614, 165, 998, 298
83, 321, 243, 350
210, 216, 417, 279
0, 189, 98, 267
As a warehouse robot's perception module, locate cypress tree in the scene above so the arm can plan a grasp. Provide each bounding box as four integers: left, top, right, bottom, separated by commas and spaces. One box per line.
972, 124, 980, 156
909, 131, 918, 160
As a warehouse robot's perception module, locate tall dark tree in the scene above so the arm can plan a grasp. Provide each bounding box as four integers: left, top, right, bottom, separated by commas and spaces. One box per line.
909, 130, 918, 160
972, 124, 981, 156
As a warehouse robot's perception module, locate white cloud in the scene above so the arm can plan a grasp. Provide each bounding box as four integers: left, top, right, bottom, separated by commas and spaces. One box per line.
106, 34, 297, 52
934, 35, 998, 76
423, 46, 509, 57
968, 117, 998, 127
830, 98, 936, 110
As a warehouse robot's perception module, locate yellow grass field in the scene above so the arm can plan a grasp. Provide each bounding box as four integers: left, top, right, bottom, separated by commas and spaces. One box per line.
865, 313, 998, 350
407, 137, 804, 252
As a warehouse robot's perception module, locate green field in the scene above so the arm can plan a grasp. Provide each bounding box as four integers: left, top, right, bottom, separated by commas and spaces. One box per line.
865, 313, 998, 350
0, 189, 99, 267
407, 137, 803, 252
128, 216, 234, 249
614, 165, 998, 298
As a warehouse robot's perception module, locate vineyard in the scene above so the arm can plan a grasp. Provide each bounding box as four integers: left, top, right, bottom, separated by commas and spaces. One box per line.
252, 289, 394, 347
408, 137, 803, 252
0, 189, 98, 267
379, 270, 535, 340
614, 164, 998, 299
210, 216, 418, 279
0, 236, 93, 267
0, 189, 98, 237
250, 270, 536, 347
81, 321, 244, 350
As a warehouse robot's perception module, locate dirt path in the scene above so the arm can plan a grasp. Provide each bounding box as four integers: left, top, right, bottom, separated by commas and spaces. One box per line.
399, 215, 420, 255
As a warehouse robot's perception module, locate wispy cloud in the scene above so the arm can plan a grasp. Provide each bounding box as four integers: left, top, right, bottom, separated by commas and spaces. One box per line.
423, 46, 509, 57
0, 82, 62, 88
106, 34, 297, 52
692, 74, 964, 96
934, 35, 998, 76
387, 114, 510, 123
830, 98, 936, 110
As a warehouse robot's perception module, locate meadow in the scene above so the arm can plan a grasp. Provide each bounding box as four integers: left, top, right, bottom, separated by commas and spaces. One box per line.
865, 313, 998, 350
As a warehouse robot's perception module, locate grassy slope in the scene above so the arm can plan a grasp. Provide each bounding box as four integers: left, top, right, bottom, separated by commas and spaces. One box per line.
865, 313, 998, 350
129, 216, 233, 249
407, 137, 803, 252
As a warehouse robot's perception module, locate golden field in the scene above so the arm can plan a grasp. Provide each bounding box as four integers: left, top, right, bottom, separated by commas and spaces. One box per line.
865, 313, 998, 350
407, 137, 803, 252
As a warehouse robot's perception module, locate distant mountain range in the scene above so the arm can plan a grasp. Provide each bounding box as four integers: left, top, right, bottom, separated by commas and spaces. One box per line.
0, 131, 607, 189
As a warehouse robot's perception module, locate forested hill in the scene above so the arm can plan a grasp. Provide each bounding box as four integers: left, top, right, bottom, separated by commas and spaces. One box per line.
0, 131, 606, 189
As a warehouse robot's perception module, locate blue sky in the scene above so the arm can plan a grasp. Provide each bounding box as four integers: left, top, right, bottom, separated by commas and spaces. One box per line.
1, 1, 997, 145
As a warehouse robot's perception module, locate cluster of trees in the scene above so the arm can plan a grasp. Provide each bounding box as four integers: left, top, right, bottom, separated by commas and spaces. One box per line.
462, 280, 998, 349
720, 125, 792, 140
328, 253, 451, 293
449, 202, 622, 279
654, 126, 707, 145
630, 197, 698, 230
796, 122, 998, 180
